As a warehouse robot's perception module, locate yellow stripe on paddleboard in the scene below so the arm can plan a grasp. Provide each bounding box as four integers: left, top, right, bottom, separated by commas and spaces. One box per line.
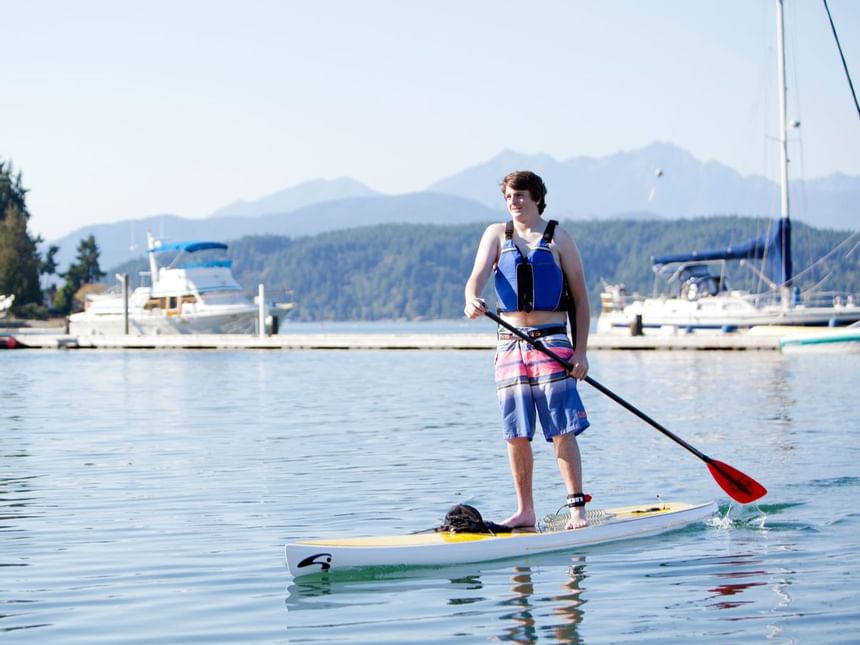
297, 502, 694, 548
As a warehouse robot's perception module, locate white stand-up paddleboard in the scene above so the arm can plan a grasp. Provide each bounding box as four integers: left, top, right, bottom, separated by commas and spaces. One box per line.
285, 500, 717, 578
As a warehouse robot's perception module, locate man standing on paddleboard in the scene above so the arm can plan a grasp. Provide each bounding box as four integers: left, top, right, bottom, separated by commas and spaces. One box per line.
464, 170, 592, 530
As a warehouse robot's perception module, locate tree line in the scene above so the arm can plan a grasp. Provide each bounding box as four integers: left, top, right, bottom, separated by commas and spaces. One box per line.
1, 159, 105, 318
224, 217, 859, 321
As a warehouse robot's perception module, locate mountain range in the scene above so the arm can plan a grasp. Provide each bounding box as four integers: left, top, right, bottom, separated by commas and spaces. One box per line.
48, 143, 860, 272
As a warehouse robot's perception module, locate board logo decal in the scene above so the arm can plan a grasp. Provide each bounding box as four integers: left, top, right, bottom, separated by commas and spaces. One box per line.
297, 553, 333, 571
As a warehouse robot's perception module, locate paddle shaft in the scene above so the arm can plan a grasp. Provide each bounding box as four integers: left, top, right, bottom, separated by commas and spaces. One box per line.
486, 311, 710, 462
484, 310, 766, 503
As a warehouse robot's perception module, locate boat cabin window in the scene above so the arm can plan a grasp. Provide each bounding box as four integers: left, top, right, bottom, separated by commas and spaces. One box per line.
143, 295, 199, 311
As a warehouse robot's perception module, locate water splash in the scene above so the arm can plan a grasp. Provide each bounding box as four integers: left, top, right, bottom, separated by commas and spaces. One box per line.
708, 501, 798, 531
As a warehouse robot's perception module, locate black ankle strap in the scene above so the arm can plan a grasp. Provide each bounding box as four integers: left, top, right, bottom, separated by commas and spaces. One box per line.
567, 493, 591, 508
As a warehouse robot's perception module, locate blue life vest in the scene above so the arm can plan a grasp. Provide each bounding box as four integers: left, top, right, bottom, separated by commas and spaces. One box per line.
494, 220, 568, 313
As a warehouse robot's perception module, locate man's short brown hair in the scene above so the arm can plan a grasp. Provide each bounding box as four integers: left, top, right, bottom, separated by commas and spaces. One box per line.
500, 170, 548, 214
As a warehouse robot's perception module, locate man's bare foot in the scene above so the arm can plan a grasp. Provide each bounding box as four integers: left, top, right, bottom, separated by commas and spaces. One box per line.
565, 506, 588, 530
501, 510, 536, 529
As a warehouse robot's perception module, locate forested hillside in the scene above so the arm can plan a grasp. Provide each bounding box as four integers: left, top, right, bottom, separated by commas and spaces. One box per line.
227, 224, 485, 320
110, 217, 860, 321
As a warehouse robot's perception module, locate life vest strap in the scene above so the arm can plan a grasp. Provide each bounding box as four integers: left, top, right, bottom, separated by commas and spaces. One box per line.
504, 219, 558, 242
543, 219, 558, 243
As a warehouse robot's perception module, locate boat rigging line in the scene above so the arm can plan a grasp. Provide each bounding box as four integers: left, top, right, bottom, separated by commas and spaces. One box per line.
823, 0, 860, 122
789, 229, 860, 286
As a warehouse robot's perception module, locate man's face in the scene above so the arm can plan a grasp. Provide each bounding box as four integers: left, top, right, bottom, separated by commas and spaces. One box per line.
504, 186, 539, 219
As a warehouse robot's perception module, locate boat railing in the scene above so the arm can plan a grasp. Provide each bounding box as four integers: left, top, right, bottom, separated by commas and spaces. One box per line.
797, 290, 858, 309
599, 276, 859, 313
163, 246, 231, 271
178, 260, 232, 270
599, 282, 634, 312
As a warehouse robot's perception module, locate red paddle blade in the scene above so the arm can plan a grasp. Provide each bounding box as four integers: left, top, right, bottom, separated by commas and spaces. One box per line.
707, 460, 767, 504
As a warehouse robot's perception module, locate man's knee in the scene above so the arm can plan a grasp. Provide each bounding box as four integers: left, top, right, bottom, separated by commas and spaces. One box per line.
552, 431, 578, 453
552, 431, 575, 445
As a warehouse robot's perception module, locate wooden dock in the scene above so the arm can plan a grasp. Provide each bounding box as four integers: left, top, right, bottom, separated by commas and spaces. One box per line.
8, 329, 782, 351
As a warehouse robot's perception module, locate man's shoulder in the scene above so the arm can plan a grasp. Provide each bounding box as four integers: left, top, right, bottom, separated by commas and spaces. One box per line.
483, 222, 508, 235
546, 220, 578, 250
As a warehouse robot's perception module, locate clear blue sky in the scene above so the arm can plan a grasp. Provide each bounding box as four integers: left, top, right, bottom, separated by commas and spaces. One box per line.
3, 0, 859, 240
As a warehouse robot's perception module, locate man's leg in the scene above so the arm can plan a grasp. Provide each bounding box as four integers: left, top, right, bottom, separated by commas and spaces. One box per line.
553, 433, 588, 529
501, 437, 536, 528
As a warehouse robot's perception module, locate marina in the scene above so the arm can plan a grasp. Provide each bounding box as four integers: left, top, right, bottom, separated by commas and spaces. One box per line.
595, 0, 860, 335
7, 324, 786, 350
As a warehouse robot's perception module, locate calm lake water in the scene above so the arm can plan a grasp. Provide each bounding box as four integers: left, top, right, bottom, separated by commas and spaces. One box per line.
2, 329, 859, 643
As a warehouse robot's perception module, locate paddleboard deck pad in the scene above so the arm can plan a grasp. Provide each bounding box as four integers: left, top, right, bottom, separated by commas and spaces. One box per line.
285, 500, 717, 577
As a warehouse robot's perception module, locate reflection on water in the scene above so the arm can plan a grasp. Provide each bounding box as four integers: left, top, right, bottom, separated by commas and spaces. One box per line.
499, 560, 587, 644
285, 556, 589, 644
549, 561, 588, 642
500, 567, 539, 643
707, 574, 769, 610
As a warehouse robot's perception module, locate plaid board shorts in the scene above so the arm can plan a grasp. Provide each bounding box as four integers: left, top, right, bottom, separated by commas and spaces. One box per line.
494, 326, 590, 442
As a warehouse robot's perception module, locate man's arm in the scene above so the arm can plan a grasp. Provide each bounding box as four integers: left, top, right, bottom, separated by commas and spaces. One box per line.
464, 224, 502, 319
556, 227, 591, 376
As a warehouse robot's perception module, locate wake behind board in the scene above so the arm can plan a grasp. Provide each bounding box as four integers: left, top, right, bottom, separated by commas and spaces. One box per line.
285, 500, 717, 578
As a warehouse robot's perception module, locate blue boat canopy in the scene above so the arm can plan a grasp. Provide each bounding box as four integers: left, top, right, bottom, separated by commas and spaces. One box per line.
148, 241, 228, 254
651, 218, 792, 286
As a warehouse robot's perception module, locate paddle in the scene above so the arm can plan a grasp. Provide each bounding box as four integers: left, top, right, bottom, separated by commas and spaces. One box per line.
485, 310, 767, 504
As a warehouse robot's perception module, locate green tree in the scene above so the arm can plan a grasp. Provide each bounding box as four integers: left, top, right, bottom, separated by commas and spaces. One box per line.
40, 244, 60, 278
0, 160, 43, 307
54, 235, 106, 314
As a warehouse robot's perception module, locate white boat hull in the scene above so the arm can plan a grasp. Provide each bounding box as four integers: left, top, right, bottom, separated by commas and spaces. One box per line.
597, 293, 860, 335
285, 501, 717, 577
69, 307, 259, 335
779, 324, 860, 353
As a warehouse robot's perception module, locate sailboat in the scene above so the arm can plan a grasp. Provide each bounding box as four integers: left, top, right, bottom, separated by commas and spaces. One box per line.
597, 0, 860, 335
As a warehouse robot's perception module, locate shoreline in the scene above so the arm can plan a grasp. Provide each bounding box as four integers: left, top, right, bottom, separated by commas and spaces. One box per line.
5, 327, 782, 351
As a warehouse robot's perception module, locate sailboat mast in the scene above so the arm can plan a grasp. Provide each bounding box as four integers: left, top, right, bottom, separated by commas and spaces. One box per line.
776, 0, 789, 221
775, 0, 793, 293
